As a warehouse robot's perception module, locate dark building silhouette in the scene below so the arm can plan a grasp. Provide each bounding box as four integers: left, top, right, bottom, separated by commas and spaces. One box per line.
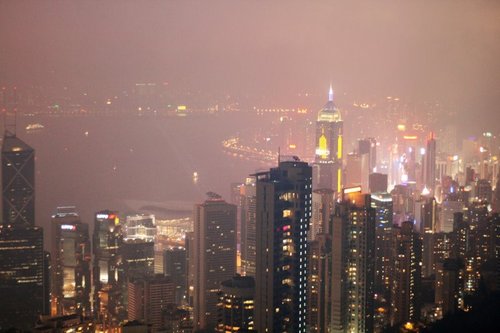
192, 195, 237, 331
2, 131, 35, 227
369, 173, 388, 193
255, 159, 312, 333
163, 247, 187, 304
0, 226, 47, 330
217, 275, 255, 333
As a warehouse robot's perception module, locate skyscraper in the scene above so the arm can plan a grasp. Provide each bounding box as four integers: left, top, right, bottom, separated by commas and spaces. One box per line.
0, 131, 48, 330
390, 221, 422, 326
192, 194, 237, 330
93, 210, 124, 325
254, 159, 312, 333
422, 133, 436, 194
313, 86, 343, 192
2, 131, 35, 227
331, 189, 376, 333
240, 177, 257, 276
51, 207, 91, 316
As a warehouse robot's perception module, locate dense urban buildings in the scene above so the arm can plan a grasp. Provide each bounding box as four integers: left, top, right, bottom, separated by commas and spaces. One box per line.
216, 275, 255, 333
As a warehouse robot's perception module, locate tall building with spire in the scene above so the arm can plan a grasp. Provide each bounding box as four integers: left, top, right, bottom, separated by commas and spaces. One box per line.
254, 159, 312, 333
313, 85, 343, 193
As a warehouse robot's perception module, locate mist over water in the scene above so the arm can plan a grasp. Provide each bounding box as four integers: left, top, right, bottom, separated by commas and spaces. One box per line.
16, 113, 261, 240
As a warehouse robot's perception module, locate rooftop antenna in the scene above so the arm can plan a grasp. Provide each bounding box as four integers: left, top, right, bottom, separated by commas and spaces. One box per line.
3, 107, 17, 137
328, 83, 334, 102
278, 146, 281, 164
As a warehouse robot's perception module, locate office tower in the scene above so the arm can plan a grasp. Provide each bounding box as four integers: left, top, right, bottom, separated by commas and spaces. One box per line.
51, 207, 91, 316
216, 275, 255, 333
331, 189, 375, 333
192, 194, 237, 330
311, 188, 335, 240
2, 131, 35, 226
122, 239, 155, 278
370, 192, 394, 298
421, 197, 437, 277
0, 131, 48, 330
163, 247, 187, 304
313, 86, 343, 192
0, 226, 46, 330
255, 159, 312, 333
128, 275, 175, 332
93, 210, 124, 325
125, 214, 156, 242
422, 133, 436, 193
240, 177, 257, 276
369, 173, 388, 193
435, 259, 464, 318
390, 221, 422, 326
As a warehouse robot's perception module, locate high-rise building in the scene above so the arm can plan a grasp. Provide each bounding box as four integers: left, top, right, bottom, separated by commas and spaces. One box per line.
435, 259, 464, 318
331, 189, 375, 333
390, 221, 422, 326
0, 131, 48, 330
124, 214, 156, 242
163, 247, 187, 305
93, 210, 124, 325
422, 133, 437, 194
313, 86, 343, 192
0, 226, 47, 330
2, 131, 35, 227
358, 138, 377, 173
255, 159, 312, 333
216, 275, 255, 333
370, 192, 393, 298
51, 207, 91, 316
421, 197, 437, 277
240, 177, 257, 276
122, 239, 155, 279
192, 194, 237, 330
128, 274, 175, 332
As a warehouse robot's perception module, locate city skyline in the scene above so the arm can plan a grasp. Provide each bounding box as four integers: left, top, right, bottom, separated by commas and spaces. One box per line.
0, 1, 499, 332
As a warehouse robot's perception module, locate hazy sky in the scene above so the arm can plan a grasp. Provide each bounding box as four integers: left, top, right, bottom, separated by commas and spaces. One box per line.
1, 0, 499, 130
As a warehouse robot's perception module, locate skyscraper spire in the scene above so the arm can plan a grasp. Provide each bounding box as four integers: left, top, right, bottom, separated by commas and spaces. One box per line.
328, 84, 334, 102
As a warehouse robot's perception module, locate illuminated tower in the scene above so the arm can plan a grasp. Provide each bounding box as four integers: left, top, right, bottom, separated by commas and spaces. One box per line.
51, 207, 91, 317
254, 159, 312, 333
422, 133, 437, 193
2, 131, 35, 227
313, 86, 343, 192
331, 188, 376, 333
93, 210, 124, 325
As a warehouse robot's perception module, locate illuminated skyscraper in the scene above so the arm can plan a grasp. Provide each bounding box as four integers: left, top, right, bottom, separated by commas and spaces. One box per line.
390, 221, 422, 326
370, 192, 393, 299
331, 189, 375, 333
240, 177, 257, 276
254, 159, 312, 333
124, 214, 156, 242
192, 194, 237, 330
2, 131, 35, 227
93, 210, 124, 325
313, 86, 343, 192
51, 207, 91, 316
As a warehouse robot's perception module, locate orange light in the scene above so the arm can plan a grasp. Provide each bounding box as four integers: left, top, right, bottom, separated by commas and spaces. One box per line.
403, 135, 418, 140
